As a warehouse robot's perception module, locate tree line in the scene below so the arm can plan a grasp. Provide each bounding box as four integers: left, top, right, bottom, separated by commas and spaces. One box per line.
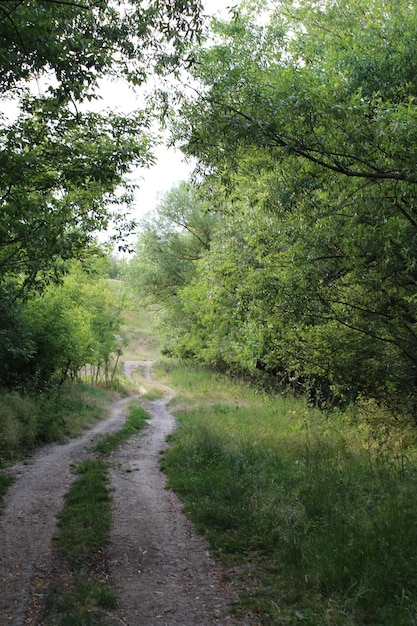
126, 0, 417, 422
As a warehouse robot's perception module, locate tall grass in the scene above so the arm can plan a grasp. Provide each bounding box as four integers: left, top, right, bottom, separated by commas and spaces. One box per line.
0, 382, 119, 510
0, 382, 117, 463
160, 362, 417, 625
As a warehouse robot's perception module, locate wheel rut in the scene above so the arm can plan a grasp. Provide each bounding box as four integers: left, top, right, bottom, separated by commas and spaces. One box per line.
0, 361, 246, 626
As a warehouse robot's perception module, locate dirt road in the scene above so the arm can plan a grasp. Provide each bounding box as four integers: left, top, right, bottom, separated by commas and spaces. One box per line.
0, 362, 244, 626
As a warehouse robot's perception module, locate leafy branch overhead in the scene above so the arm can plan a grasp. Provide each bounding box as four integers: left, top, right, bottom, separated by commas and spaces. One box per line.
0, 0, 203, 292
175, 1, 417, 184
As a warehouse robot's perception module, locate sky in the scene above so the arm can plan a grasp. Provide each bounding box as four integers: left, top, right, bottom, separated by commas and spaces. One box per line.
97, 76, 194, 224
102, 0, 235, 227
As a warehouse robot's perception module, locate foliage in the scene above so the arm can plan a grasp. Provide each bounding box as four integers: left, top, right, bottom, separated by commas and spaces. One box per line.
0, 0, 203, 395
0, 260, 125, 390
125, 181, 219, 353
131, 0, 417, 419
126, 181, 216, 307
0, 0, 203, 292
0, 0, 203, 97
161, 360, 417, 625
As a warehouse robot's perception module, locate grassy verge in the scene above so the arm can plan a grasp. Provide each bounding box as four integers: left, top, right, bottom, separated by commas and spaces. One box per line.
0, 472, 14, 507
159, 360, 417, 626
42, 403, 150, 626
0, 381, 120, 507
0, 382, 120, 462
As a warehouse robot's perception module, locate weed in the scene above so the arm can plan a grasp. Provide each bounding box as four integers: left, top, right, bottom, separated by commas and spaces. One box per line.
0, 472, 13, 507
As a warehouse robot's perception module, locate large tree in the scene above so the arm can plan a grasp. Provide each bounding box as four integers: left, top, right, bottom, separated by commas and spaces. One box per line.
125, 181, 218, 354
161, 0, 417, 415
0, 0, 203, 293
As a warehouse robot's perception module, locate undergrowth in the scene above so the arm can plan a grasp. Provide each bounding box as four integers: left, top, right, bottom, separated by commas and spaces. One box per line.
160, 360, 417, 625
0, 381, 120, 464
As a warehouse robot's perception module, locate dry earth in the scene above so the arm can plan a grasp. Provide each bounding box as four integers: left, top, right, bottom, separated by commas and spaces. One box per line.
0, 362, 249, 626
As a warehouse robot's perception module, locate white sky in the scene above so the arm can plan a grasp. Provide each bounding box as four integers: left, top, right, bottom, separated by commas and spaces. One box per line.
102, 0, 236, 226
1, 0, 236, 245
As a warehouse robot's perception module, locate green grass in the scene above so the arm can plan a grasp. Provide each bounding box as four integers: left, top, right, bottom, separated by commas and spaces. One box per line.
44, 403, 150, 625
140, 387, 166, 401
0, 382, 118, 507
0, 382, 118, 464
54, 459, 112, 564
92, 405, 150, 455
44, 458, 116, 625
0, 472, 14, 507
44, 573, 117, 626
160, 360, 417, 625
120, 307, 159, 361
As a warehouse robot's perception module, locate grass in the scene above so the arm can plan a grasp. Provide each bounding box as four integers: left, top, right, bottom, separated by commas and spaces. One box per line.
0, 382, 119, 507
55, 459, 112, 564
159, 360, 417, 625
0, 472, 13, 507
44, 458, 116, 626
119, 307, 159, 361
92, 405, 150, 455
44, 573, 117, 626
0, 382, 118, 463
43, 403, 150, 625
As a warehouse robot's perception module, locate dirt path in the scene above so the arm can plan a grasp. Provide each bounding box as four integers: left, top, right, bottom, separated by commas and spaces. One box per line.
0, 362, 246, 626
107, 362, 240, 625
0, 395, 132, 626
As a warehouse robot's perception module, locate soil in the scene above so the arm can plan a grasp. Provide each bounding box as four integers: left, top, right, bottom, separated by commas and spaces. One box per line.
0, 362, 250, 626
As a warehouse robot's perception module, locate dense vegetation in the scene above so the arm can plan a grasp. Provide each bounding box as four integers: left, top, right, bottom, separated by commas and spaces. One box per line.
126, 0, 417, 423
160, 361, 417, 625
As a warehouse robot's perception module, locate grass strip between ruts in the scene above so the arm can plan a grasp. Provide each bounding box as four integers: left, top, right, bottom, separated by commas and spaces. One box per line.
41, 404, 150, 626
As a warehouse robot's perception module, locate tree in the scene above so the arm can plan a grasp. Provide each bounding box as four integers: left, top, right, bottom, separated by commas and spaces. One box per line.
0, 0, 203, 389
125, 181, 218, 353
126, 181, 216, 306
160, 0, 417, 415
0, 0, 203, 293
0, 260, 126, 390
